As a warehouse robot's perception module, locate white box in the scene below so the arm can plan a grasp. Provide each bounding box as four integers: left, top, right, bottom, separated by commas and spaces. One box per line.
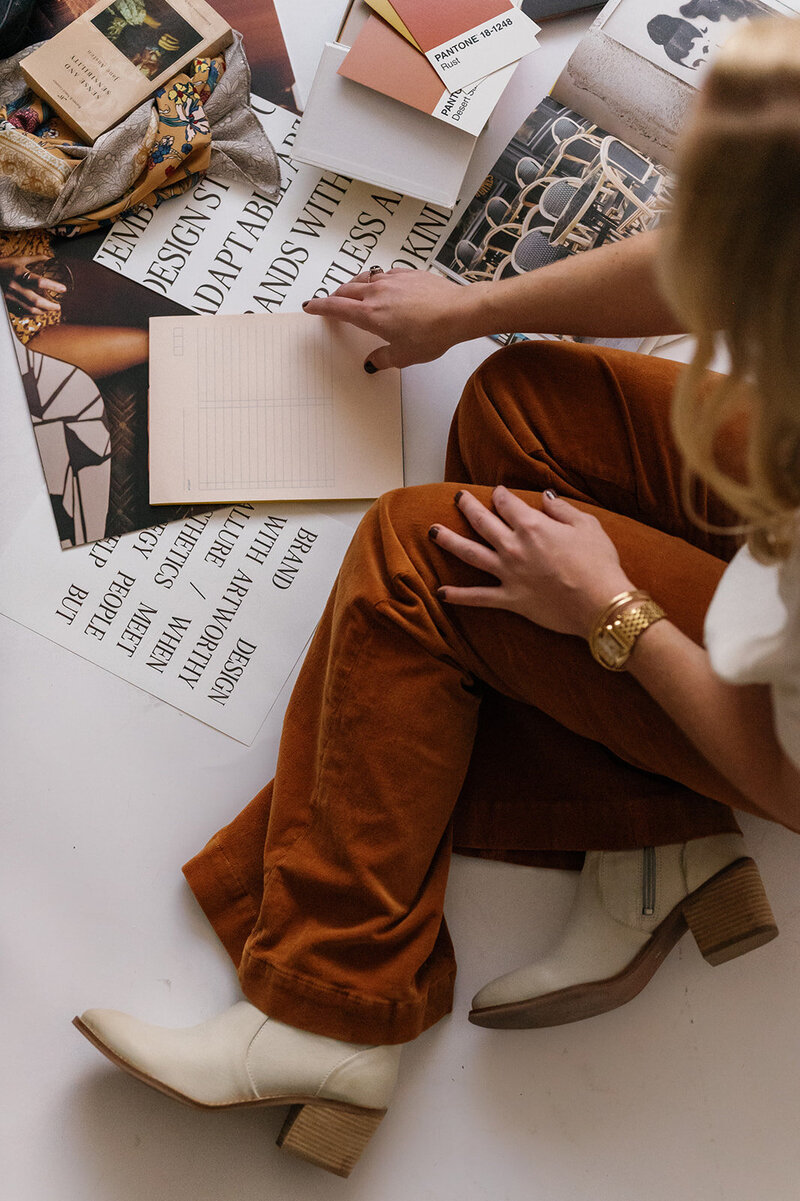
291, 41, 477, 208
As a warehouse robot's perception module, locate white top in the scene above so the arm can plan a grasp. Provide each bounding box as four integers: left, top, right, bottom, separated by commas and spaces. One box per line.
705, 535, 800, 769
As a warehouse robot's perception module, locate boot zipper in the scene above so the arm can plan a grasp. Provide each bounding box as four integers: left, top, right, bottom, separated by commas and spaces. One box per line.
642, 846, 656, 916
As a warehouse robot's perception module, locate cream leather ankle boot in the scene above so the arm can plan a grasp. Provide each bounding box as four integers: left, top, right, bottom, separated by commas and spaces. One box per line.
469, 833, 777, 1030
74, 1002, 400, 1177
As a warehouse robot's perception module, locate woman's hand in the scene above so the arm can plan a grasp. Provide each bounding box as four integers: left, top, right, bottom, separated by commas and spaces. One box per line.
0, 256, 66, 316
432, 487, 634, 637
302, 268, 487, 370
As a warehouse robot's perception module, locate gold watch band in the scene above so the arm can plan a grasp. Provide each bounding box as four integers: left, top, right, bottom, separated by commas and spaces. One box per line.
588, 590, 666, 671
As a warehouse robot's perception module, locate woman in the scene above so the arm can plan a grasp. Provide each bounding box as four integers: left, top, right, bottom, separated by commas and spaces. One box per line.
73, 17, 800, 1179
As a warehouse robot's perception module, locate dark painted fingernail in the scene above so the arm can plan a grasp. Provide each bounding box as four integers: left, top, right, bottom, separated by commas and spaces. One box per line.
428, 525, 439, 541
543, 488, 557, 499
436, 586, 447, 600
302, 301, 309, 310
364, 361, 377, 374
454, 490, 463, 504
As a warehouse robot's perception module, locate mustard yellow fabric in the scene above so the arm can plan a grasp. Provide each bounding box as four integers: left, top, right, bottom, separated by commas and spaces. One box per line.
0, 53, 223, 234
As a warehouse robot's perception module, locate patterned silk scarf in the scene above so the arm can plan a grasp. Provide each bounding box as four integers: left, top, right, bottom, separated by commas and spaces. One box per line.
0, 52, 224, 234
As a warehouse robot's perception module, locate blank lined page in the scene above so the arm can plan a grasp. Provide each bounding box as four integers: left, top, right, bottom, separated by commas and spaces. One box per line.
148, 314, 403, 503
193, 318, 335, 490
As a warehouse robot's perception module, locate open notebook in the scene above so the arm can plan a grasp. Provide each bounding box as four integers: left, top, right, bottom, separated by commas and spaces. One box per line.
148, 314, 404, 504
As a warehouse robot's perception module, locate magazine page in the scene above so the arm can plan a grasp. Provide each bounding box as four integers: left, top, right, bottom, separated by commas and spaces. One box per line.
433, 94, 672, 348
5, 285, 204, 548
434, 0, 800, 344
552, 0, 799, 167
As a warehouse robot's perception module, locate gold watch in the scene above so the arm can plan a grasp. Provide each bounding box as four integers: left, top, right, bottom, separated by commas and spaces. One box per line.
588, 590, 666, 671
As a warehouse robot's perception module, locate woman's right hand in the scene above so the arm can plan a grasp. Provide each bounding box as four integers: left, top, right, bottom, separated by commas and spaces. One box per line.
302, 268, 488, 371
0, 256, 66, 316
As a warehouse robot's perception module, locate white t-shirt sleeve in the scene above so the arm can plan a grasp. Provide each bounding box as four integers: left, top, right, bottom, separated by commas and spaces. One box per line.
704, 541, 800, 769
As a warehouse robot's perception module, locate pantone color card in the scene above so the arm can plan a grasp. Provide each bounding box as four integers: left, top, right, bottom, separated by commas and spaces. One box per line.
387, 0, 540, 91
339, 16, 515, 136
362, 0, 421, 48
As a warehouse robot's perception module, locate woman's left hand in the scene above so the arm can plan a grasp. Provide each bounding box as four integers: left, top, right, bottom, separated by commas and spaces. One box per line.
432, 487, 634, 638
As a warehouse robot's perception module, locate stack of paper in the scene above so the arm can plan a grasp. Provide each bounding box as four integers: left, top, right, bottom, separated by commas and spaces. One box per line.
291, 0, 541, 208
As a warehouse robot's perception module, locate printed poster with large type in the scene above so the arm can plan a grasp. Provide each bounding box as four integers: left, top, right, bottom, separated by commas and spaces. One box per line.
92, 101, 453, 319
0, 490, 354, 743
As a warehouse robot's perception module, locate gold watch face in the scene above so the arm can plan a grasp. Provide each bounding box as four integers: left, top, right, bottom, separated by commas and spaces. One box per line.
591, 597, 665, 671
596, 625, 629, 669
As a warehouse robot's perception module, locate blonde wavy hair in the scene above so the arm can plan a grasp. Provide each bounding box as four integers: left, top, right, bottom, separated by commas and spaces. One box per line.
659, 16, 800, 562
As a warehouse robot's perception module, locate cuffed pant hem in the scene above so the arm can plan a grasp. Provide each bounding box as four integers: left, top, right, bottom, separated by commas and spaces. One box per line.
238, 952, 457, 1046
184, 835, 457, 1044
182, 835, 259, 971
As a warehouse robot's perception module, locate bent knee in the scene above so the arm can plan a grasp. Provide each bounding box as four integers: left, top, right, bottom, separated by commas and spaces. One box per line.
355, 484, 469, 555
468, 339, 597, 394
371, 483, 462, 532
458, 340, 621, 429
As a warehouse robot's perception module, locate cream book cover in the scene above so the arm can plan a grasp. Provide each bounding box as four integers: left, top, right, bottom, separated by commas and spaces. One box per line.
148, 314, 405, 504
21, 0, 232, 142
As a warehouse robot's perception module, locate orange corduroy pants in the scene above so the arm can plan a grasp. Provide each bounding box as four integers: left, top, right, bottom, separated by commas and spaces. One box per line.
183, 342, 750, 1045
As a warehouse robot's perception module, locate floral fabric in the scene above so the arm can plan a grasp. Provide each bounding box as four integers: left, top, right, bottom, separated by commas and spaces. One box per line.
0, 31, 280, 231
0, 90, 79, 200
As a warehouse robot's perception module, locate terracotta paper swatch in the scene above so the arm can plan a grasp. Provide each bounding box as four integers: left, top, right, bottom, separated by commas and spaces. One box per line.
385, 0, 539, 90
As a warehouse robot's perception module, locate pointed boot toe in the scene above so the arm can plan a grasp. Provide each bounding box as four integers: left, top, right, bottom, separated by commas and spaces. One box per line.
74, 1002, 270, 1106
74, 1002, 400, 1177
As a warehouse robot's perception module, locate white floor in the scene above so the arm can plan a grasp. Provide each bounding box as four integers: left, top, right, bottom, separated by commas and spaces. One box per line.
4, 5, 800, 1200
